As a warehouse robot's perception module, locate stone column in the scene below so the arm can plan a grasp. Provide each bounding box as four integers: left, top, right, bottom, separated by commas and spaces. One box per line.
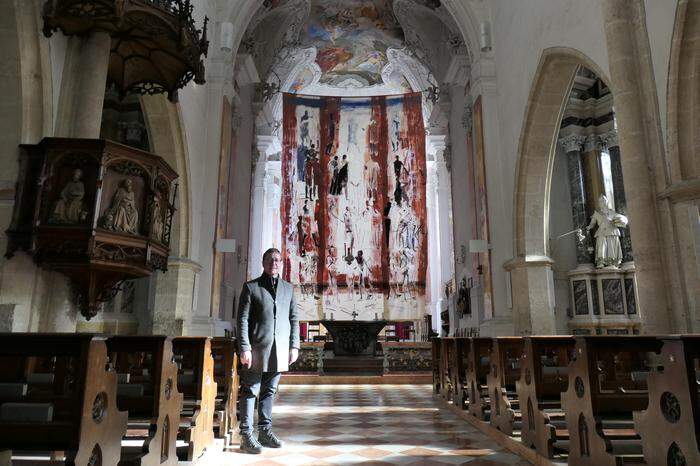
602, 130, 634, 262
602, 0, 672, 333
249, 135, 281, 278
560, 134, 591, 264
504, 256, 557, 335
249, 154, 266, 279
55, 32, 111, 138
261, 160, 282, 252
582, 135, 606, 218
426, 161, 442, 333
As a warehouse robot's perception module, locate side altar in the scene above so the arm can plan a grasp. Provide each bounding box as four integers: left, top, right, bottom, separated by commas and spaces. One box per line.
320, 320, 386, 375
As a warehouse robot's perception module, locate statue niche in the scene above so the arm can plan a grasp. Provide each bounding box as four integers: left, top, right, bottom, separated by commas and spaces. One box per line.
49, 168, 88, 224
99, 178, 140, 234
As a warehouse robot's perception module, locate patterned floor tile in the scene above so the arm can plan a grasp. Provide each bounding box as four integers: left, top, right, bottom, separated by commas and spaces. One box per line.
198, 384, 527, 465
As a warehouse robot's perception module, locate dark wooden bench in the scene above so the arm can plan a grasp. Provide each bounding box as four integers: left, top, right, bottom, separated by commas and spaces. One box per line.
172, 337, 217, 461
562, 336, 662, 466
487, 337, 524, 435
432, 338, 442, 395
440, 338, 456, 401
0, 333, 128, 465
106, 336, 183, 466
465, 338, 493, 420
211, 337, 239, 448
633, 335, 700, 465
517, 336, 576, 459
452, 338, 470, 410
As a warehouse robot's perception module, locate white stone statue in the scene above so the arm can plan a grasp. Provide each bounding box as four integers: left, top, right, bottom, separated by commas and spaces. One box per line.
49, 168, 87, 224
586, 194, 628, 268
102, 178, 139, 234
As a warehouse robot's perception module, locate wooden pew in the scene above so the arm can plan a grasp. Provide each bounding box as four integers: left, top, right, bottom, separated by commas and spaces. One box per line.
633, 335, 700, 465
465, 338, 493, 420
0, 333, 128, 465
453, 337, 471, 410
487, 337, 524, 435
210, 337, 239, 448
106, 336, 183, 466
432, 338, 442, 395
517, 336, 576, 459
562, 336, 662, 466
172, 337, 217, 461
440, 338, 456, 401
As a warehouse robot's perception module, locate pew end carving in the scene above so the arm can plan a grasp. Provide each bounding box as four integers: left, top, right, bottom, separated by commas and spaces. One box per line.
487, 337, 524, 436
0, 334, 128, 465
562, 336, 662, 466
516, 336, 576, 459
465, 338, 493, 420
633, 336, 700, 466
172, 337, 217, 461
211, 337, 239, 448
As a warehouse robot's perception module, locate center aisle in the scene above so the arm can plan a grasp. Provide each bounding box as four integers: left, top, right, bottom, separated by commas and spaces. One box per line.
202, 384, 529, 465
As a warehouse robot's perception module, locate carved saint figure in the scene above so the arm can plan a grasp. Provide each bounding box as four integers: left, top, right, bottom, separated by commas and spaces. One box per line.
586, 194, 628, 268
50, 168, 86, 224
103, 178, 139, 234
150, 195, 164, 241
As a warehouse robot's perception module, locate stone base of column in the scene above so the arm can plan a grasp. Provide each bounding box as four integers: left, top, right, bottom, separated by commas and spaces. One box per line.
504, 255, 557, 335
150, 257, 201, 335
186, 315, 232, 337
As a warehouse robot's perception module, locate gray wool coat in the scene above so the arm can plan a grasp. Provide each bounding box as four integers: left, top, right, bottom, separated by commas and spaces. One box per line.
236, 274, 300, 373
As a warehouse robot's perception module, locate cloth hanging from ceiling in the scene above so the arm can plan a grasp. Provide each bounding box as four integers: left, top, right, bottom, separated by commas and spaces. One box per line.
281, 93, 427, 321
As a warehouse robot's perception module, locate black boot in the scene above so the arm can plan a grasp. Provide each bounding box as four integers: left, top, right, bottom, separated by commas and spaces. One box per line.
258, 428, 284, 448
240, 432, 263, 454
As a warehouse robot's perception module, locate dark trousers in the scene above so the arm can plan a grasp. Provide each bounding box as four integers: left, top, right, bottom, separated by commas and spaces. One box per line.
239, 368, 281, 434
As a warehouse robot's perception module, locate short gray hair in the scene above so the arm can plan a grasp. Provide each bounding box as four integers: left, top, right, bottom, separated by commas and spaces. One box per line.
262, 248, 281, 262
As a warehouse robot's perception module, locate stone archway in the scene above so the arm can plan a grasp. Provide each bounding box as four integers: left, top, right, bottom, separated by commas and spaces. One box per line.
0, 0, 58, 333
661, 0, 700, 331
508, 47, 611, 335
140, 94, 197, 335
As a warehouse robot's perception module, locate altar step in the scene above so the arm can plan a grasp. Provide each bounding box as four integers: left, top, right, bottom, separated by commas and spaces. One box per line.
322, 356, 384, 375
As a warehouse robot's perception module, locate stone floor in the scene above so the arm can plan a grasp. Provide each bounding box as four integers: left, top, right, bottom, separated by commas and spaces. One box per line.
199, 384, 530, 465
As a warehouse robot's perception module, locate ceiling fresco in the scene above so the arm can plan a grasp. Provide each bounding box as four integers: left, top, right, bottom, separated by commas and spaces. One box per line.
301, 0, 405, 88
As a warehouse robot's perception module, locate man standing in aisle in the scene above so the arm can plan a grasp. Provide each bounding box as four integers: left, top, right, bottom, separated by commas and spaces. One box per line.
237, 248, 300, 454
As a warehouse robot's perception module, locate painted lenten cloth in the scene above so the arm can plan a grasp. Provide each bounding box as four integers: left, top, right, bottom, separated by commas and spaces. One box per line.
282, 93, 427, 321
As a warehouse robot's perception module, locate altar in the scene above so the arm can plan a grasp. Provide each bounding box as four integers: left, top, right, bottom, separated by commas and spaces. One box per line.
320, 320, 387, 356
320, 320, 387, 375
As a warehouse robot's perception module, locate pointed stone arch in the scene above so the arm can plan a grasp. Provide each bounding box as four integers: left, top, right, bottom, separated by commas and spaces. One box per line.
508, 47, 610, 334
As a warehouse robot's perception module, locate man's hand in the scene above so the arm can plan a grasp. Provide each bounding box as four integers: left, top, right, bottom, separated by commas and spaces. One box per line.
289, 348, 299, 365
240, 350, 253, 369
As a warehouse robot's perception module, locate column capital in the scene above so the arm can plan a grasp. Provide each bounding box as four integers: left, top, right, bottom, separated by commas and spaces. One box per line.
584, 134, 604, 153
599, 129, 619, 149
256, 134, 282, 156
558, 134, 586, 153
426, 134, 448, 156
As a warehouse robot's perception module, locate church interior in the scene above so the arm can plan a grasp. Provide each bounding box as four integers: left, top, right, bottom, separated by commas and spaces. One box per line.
0, 0, 699, 464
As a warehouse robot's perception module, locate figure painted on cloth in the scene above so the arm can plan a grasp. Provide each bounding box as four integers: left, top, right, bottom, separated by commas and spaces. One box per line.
100, 178, 139, 234
325, 245, 340, 304
50, 168, 87, 224
586, 194, 628, 268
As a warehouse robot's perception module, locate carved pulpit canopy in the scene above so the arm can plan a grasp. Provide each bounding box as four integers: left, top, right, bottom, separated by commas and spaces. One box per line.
42, 0, 209, 101
6, 138, 178, 319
